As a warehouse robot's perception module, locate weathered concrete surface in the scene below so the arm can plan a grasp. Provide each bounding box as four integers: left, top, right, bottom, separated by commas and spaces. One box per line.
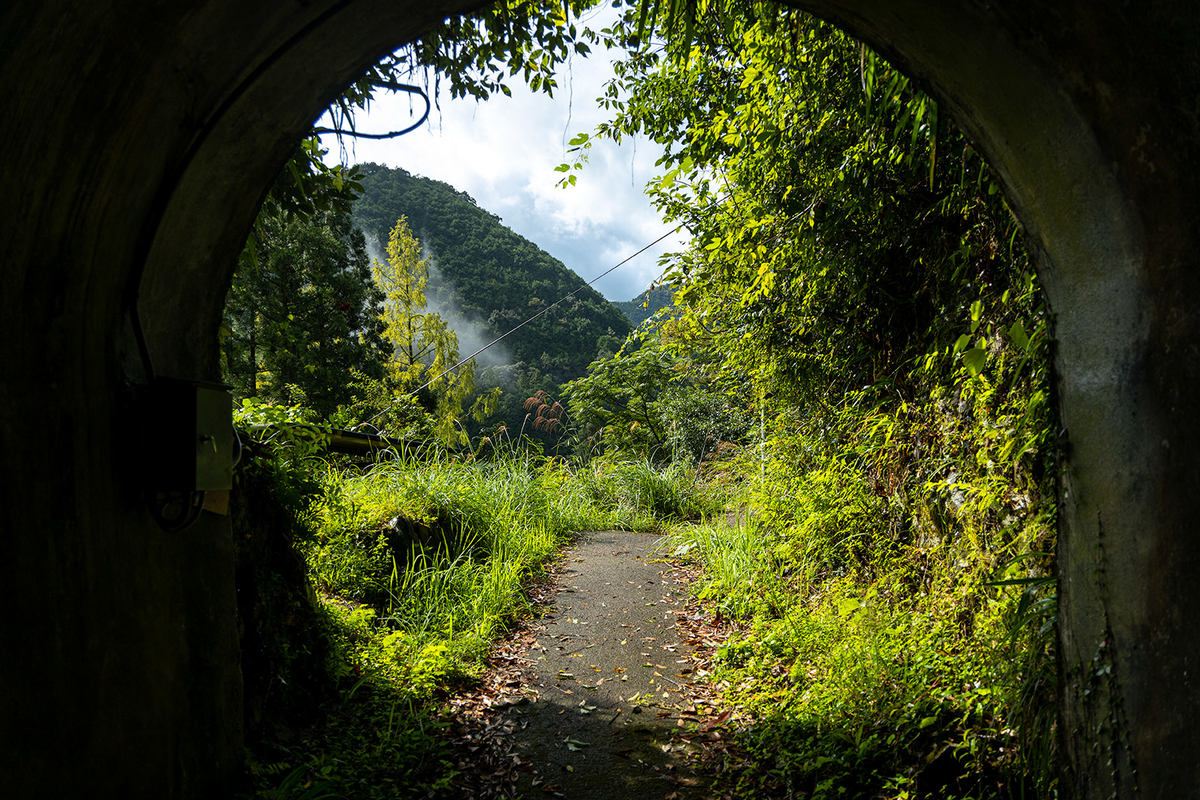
508, 531, 712, 799
1, 0, 1198, 796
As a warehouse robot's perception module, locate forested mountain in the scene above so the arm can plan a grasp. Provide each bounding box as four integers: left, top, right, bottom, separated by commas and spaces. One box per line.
613, 284, 676, 329
352, 163, 631, 386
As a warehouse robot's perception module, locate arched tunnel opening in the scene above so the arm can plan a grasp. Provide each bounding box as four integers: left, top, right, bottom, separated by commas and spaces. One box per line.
1, 1, 1198, 797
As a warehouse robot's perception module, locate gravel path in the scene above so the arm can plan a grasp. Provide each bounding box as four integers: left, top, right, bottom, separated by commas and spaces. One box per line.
503, 530, 716, 799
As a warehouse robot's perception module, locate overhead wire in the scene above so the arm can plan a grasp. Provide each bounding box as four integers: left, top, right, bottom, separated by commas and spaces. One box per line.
426, 225, 681, 392
424, 227, 682, 391
359, 184, 772, 432
355, 222, 685, 433
406, 188, 749, 400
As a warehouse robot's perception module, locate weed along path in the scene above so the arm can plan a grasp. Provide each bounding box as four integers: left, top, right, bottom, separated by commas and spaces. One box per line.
499, 530, 720, 799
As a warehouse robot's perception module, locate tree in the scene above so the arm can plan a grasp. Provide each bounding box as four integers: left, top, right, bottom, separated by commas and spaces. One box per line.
577, 6, 1041, 410
351, 163, 632, 383
562, 333, 748, 462
222, 208, 391, 418
372, 216, 496, 445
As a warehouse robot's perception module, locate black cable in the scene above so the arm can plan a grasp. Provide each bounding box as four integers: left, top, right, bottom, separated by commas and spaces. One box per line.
313, 81, 431, 139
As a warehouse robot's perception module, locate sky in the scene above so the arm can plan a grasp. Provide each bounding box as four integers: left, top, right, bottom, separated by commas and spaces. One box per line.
317, 13, 685, 303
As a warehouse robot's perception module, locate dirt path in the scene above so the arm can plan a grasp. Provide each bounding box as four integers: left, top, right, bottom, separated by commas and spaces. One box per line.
497, 530, 719, 799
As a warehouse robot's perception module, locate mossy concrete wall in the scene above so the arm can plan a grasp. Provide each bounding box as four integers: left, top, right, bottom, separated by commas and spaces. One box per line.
0, 0, 1195, 796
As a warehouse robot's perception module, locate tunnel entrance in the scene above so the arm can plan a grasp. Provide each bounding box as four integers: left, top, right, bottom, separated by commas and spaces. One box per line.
2, 2, 1198, 797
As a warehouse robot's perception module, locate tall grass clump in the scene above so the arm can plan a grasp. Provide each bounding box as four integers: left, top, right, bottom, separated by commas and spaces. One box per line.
306, 452, 616, 686
668, 519, 773, 619
666, 325, 1058, 799
574, 456, 724, 529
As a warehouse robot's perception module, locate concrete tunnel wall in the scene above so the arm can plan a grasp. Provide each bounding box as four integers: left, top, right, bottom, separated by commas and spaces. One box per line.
0, 0, 1196, 796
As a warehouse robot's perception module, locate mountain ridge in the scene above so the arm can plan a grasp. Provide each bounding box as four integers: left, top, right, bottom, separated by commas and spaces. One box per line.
352, 162, 633, 384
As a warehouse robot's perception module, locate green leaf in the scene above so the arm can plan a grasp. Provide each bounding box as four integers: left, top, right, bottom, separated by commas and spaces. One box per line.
986, 576, 1055, 588
962, 347, 987, 376
1008, 320, 1030, 352
836, 596, 864, 617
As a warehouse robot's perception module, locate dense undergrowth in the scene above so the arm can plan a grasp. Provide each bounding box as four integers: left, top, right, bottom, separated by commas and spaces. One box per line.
237, 433, 718, 798
664, 323, 1057, 798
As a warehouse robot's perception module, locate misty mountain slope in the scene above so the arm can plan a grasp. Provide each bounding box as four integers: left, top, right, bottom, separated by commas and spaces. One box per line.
352, 162, 632, 384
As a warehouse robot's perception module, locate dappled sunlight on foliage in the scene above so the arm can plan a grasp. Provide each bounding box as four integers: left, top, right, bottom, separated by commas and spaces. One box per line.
589, 3, 1062, 797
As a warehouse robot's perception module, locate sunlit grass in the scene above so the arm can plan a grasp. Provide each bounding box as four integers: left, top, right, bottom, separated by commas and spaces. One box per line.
667, 518, 772, 618
304, 452, 718, 697
664, 459, 1057, 799
307, 455, 598, 686
250, 452, 715, 798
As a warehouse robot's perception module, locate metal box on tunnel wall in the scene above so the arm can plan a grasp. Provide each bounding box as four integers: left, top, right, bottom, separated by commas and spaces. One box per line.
142, 377, 234, 492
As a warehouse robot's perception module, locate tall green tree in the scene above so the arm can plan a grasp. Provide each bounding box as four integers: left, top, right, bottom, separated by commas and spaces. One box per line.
373, 217, 496, 445
222, 209, 390, 418
577, 5, 1044, 415
352, 164, 632, 384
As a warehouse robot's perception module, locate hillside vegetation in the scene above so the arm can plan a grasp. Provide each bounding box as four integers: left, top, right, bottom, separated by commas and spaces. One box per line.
612, 284, 677, 329
353, 163, 632, 383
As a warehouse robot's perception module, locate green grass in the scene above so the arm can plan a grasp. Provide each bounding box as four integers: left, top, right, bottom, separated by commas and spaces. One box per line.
573, 455, 724, 529
306, 454, 612, 686
652, 390, 1059, 799
248, 451, 714, 798
662, 501, 1056, 796
667, 519, 774, 619
305, 453, 722, 685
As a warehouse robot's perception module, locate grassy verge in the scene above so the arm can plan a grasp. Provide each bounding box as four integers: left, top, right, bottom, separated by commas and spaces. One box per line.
667, 488, 1056, 798
244, 449, 716, 797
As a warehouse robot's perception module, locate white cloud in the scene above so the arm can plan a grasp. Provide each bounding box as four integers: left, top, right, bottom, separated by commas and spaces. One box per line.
318, 22, 685, 302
